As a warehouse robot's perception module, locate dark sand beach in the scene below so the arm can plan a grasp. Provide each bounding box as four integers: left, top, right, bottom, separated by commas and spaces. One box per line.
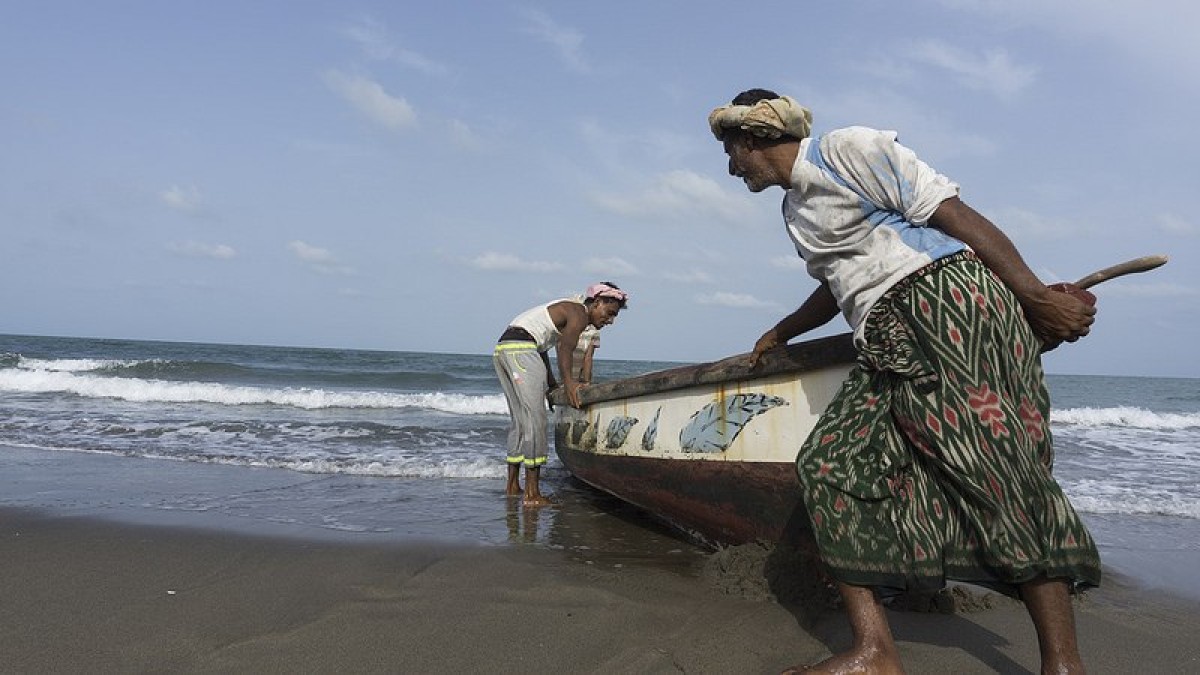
3, 508, 1199, 674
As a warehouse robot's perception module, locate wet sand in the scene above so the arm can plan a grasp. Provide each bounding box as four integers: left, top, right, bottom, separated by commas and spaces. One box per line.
3, 508, 1199, 674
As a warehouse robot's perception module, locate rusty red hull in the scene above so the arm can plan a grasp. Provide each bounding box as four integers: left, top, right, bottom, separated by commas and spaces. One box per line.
556, 444, 812, 546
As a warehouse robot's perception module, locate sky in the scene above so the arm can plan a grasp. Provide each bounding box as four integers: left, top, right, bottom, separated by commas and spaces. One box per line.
2, 1, 1197, 377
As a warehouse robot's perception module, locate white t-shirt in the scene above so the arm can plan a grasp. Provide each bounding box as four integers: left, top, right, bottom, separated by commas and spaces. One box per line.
783, 127, 963, 341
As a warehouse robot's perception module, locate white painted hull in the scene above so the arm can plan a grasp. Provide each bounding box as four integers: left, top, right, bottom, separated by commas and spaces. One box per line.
553, 334, 857, 545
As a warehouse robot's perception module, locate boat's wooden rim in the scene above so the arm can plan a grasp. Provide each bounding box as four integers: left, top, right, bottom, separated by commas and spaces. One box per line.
552, 332, 857, 407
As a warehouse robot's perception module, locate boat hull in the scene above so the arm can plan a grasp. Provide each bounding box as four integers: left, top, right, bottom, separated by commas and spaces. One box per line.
555, 445, 804, 544
553, 334, 857, 546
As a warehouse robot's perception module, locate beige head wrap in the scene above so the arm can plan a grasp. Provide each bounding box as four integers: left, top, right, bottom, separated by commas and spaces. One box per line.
708, 95, 813, 142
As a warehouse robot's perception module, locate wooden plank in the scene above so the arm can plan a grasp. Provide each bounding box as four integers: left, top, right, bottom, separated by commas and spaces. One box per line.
552, 333, 856, 407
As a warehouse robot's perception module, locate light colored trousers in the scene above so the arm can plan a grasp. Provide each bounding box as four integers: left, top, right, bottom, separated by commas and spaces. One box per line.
492, 342, 549, 467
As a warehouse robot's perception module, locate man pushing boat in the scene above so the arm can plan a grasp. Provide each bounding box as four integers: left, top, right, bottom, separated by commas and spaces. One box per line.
494, 282, 628, 506
710, 89, 1100, 674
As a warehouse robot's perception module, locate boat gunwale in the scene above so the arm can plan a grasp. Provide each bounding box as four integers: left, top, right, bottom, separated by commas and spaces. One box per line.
552, 333, 856, 407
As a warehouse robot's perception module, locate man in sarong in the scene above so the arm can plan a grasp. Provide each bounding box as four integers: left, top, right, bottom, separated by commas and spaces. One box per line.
494, 282, 628, 506
710, 88, 1100, 674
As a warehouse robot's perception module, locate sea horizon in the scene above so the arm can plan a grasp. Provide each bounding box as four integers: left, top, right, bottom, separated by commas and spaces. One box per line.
7, 329, 1193, 381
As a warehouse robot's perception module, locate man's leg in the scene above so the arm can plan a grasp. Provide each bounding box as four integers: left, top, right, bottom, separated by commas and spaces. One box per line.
523, 465, 552, 507
785, 582, 903, 675
505, 462, 522, 497
503, 348, 550, 505
495, 350, 526, 497
1021, 576, 1085, 674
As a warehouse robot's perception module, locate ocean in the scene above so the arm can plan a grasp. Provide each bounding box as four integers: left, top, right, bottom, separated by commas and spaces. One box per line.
2, 333, 1198, 596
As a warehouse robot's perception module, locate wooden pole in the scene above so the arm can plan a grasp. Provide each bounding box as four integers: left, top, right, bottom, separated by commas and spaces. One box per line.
1073, 254, 1168, 290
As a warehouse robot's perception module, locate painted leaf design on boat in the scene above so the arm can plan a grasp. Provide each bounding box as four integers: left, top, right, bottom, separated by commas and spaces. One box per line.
605, 415, 639, 449
577, 419, 598, 452
641, 406, 662, 452
679, 393, 788, 453
569, 419, 590, 447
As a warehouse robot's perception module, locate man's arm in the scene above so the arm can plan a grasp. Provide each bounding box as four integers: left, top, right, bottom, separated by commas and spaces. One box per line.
749, 282, 840, 367
929, 196, 1095, 348
579, 339, 596, 384
548, 302, 589, 408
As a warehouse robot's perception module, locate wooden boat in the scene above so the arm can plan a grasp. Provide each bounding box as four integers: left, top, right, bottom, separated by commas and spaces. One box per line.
550, 256, 1171, 547
552, 333, 858, 547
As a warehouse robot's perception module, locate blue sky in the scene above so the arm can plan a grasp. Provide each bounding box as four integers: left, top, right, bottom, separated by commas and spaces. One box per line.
2, 1, 1196, 376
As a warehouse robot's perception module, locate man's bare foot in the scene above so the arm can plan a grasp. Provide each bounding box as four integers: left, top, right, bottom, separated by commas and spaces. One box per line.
523, 494, 555, 507
782, 645, 904, 675
505, 484, 522, 497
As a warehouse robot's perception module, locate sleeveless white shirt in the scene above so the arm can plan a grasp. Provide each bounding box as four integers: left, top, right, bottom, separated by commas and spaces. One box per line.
509, 298, 583, 352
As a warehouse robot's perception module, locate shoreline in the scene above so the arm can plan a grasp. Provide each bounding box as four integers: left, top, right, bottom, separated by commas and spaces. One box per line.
4, 441, 1200, 602
4, 507, 1199, 673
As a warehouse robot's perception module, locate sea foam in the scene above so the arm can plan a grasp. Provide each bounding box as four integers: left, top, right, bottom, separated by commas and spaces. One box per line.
0, 368, 507, 414
1065, 479, 1200, 520
17, 356, 151, 372
1052, 406, 1200, 431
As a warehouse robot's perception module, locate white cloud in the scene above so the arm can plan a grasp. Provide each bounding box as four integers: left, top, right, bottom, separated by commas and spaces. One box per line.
770, 255, 806, 270
468, 251, 565, 273
986, 206, 1080, 241
289, 240, 335, 263
934, 0, 1200, 86
322, 70, 416, 131
694, 291, 781, 310
342, 16, 448, 76
583, 257, 639, 277
578, 119, 697, 168
289, 138, 379, 161
166, 241, 236, 260
904, 39, 1037, 99
448, 119, 484, 151
1097, 282, 1198, 298
161, 185, 203, 213
662, 269, 715, 284
520, 9, 588, 73
592, 170, 757, 224
848, 56, 919, 88
795, 85, 998, 162
288, 240, 354, 276
1160, 213, 1199, 236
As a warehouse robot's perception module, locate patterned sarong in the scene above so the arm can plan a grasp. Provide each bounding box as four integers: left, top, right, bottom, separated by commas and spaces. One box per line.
798, 252, 1101, 596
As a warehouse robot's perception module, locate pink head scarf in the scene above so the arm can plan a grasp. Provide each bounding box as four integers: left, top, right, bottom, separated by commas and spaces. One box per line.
586, 282, 628, 305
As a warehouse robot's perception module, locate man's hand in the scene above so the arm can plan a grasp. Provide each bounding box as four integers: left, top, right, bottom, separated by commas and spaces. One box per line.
565, 381, 584, 408
747, 285, 837, 369
748, 329, 781, 369
1029, 283, 1097, 351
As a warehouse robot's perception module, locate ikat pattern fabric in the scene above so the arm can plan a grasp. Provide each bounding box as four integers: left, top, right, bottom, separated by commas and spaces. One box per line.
797, 254, 1101, 595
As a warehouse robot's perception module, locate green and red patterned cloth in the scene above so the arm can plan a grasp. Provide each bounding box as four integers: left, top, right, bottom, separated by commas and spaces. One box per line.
798, 252, 1101, 595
